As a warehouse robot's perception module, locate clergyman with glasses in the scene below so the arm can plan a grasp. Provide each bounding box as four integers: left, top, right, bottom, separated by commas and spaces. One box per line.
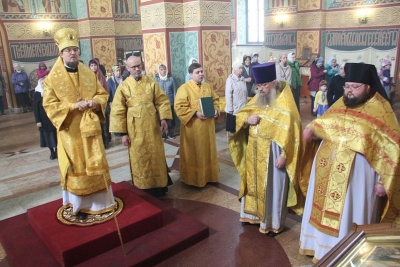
228, 62, 303, 237
109, 56, 173, 197
43, 28, 115, 221
299, 62, 400, 262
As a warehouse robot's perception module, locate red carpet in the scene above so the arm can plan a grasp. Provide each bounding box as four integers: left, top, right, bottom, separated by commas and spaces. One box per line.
0, 182, 209, 267
156, 198, 292, 267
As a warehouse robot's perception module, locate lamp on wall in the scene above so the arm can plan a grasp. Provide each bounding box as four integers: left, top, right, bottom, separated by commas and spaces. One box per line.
357, 8, 371, 25
37, 21, 53, 37
358, 16, 368, 24
275, 14, 287, 28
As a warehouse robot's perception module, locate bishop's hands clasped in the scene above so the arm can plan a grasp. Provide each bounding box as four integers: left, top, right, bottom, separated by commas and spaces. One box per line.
74, 99, 99, 111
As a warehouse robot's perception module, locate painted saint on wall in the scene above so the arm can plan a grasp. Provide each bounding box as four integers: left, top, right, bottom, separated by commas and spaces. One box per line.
2, 0, 26, 12
42, 0, 61, 13
114, 0, 128, 13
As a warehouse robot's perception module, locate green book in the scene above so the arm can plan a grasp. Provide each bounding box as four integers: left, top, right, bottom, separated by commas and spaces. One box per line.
199, 96, 215, 118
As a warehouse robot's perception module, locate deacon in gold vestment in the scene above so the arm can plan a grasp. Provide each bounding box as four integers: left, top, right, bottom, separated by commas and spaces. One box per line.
43, 28, 114, 220
110, 56, 172, 197
299, 63, 400, 262
229, 62, 303, 236
174, 63, 220, 187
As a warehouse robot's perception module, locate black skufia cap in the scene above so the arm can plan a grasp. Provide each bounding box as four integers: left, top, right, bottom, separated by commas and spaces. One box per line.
344, 63, 389, 101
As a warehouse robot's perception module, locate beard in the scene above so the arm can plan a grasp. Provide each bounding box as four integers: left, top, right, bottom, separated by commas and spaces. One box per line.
66, 61, 79, 69
343, 90, 370, 107
256, 88, 277, 107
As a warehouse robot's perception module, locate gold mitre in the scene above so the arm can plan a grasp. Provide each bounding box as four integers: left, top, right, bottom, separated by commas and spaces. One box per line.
54, 28, 79, 52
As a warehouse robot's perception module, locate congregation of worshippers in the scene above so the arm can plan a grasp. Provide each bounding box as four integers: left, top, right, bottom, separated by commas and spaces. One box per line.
5, 26, 399, 264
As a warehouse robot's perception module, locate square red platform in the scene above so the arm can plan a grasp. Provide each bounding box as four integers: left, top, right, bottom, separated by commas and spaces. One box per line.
27, 183, 163, 267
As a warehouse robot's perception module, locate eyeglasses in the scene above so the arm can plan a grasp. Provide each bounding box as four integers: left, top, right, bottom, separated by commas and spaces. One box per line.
63, 48, 80, 54
343, 84, 364, 91
127, 64, 141, 69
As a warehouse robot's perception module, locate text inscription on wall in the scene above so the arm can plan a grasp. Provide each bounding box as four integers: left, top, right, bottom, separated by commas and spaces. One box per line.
115, 37, 143, 52
264, 32, 296, 50
10, 42, 59, 62
325, 29, 399, 51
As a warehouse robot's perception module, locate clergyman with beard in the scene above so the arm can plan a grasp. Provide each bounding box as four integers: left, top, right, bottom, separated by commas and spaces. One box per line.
43, 28, 115, 221
299, 62, 400, 263
228, 62, 303, 237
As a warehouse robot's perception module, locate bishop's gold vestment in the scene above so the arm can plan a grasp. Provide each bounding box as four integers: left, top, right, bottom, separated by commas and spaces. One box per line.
174, 80, 220, 187
110, 76, 172, 189
229, 82, 303, 221
300, 92, 400, 237
43, 57, 111, 196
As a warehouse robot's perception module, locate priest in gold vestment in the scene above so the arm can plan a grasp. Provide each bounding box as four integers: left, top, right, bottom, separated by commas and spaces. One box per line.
43, 28, 114, 220
110, 56, 172, 197
299, 63, 400, 262
229, 62, 303, 236
174, 63, 220, 187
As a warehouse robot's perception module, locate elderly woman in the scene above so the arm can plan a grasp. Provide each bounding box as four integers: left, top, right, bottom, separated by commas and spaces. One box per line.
276, 53, 292, 84
225, 61, 248, 133
11, 63, 31, 113
155, 63, 177, 139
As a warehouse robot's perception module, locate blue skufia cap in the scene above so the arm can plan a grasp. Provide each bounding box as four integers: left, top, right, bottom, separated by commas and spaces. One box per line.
252, 62, 276, 84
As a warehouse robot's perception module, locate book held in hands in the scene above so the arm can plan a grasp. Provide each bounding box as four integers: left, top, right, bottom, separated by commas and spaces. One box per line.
199, 96, 215, 118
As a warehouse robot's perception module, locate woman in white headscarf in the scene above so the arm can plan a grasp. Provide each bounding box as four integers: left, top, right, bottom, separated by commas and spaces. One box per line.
155, 64, 177, 139
33, 77, 57, 160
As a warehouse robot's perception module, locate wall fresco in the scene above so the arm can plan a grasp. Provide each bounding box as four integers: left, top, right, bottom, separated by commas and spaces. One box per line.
76, 0, 88, 19
296, 31, 320, 59
298, 0, 320, 11
202, 30, 231, 96
143, 32, 167, 77
237, 0, 246, 44
91, 38, 117, 71
4, 22, 77, 40
170, 31, 199, 88
115, 21, 142, 35
79, 39, 91, 65
88, 0, 112, 18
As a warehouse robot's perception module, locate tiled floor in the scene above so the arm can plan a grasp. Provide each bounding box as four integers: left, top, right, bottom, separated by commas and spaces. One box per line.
1, 97, 399, 266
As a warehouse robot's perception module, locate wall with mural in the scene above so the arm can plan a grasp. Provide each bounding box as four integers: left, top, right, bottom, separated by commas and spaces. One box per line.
0, 0, 141, 111
232, 0, 400, 101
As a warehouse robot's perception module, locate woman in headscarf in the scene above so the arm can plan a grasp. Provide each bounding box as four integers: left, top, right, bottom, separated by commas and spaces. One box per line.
33, 77, 57, 160
324, 56, 339, 85
155, 64, 177, 139
308, 57, 326, 116
287, 52, 302, 111
11, 62, 31, 113
89, 58, 110, 149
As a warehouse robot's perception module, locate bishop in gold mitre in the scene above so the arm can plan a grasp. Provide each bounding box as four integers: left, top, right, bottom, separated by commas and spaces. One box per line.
43, 28, 115, 221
